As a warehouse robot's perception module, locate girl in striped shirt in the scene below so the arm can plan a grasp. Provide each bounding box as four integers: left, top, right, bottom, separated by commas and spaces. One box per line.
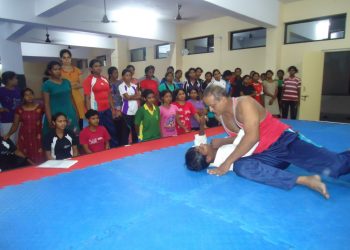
281, 66, 301, 120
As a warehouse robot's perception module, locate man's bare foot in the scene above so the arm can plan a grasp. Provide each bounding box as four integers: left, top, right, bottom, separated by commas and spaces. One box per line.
297, 175, 330, 199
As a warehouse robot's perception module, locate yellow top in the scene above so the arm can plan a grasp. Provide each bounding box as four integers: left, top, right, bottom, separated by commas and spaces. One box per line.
61, 66, 85, 119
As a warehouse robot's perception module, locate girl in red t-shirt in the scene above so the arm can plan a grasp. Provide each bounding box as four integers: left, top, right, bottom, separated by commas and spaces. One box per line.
252, 72, 264, 106
172, 89, 201, 135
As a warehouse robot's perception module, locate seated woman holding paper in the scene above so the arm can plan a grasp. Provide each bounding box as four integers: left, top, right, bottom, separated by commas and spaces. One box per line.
43, 112, 78, 160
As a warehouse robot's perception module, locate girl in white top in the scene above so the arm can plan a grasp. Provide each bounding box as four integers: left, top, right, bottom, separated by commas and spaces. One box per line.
192, 129, 258, 171
118, 68, 141, 143
208, 69, 226, 89
185, 118, 258, 172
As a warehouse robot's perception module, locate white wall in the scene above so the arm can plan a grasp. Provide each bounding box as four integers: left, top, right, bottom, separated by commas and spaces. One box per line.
22, 45, 114, 98
126, 38, 175, 79
180, 16, 267, 75
280, 0, 350, 75
120, 16, 268, 78
0, 40, 24, 74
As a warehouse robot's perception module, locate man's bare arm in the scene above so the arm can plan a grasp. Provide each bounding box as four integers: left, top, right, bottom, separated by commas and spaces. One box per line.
210, 137, 236, 149
208, 98, 260, 175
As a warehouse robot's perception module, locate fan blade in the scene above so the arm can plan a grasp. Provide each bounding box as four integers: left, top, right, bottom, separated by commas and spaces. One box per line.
81, 19, 116, 23
178, 17, 196, 21
81, 20, 101, 23
29, 37, 44, 41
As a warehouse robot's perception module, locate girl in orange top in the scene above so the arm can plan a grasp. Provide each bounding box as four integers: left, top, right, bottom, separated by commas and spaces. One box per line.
60, 49, 85, 129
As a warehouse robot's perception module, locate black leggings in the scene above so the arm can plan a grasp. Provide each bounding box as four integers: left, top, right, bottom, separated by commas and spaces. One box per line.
114, 116, 129, 146
281, 101, 298, 119
122, 114, 138, 144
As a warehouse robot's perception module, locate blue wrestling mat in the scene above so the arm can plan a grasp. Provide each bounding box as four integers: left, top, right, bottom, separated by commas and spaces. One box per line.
0, 120, 350, 250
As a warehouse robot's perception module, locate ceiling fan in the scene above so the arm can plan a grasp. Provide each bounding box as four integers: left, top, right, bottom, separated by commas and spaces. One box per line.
30, 26, 64, 44
101, 0, 116, 23
45, 26, 52, 43
175, 4, 194, 21
83, 0, 117, 23
176, 4, 184, 20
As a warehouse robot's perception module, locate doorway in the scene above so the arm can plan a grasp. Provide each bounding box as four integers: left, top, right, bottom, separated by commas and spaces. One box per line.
320, 51, 350, 123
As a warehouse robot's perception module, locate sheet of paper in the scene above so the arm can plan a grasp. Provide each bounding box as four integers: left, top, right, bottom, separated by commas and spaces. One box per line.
37, 160, 78, 169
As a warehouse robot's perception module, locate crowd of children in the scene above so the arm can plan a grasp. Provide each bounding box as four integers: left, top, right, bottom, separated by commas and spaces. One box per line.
0, 48, 301, 170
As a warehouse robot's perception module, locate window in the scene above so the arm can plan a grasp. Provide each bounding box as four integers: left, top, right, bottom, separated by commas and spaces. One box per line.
285, 14, 346, 44
230, 28, 266, 50
155, 43, 171, 59
184, 35, 214, 55
130, 48, 146, 62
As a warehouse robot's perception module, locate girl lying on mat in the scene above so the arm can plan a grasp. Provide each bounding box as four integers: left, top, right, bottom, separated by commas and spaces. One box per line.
185, 118, 257, 172
186, 129, 257, 171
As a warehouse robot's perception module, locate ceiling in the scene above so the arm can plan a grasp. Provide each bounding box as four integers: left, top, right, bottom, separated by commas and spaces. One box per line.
0, 0, 302, 50
79, 0, 230, 22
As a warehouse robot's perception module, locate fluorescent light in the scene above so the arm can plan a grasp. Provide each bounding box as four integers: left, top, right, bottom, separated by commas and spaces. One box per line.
111, 7, 160, 37
111, 7, 160, 22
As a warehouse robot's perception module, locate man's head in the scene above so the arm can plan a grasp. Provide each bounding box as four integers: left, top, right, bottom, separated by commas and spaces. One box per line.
203, 85, 229, 116
85, 109, 99, 127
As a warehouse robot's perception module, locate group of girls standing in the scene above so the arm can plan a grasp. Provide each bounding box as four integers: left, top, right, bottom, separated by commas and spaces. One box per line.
0, 48, 300, 168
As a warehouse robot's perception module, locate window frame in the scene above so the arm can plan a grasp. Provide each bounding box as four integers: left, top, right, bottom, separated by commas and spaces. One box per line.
229, 27, 267, 51
155, 43, 171, 59
284, 13, 347, 45
184, 35, 214, 55
130, 47, 146, 62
